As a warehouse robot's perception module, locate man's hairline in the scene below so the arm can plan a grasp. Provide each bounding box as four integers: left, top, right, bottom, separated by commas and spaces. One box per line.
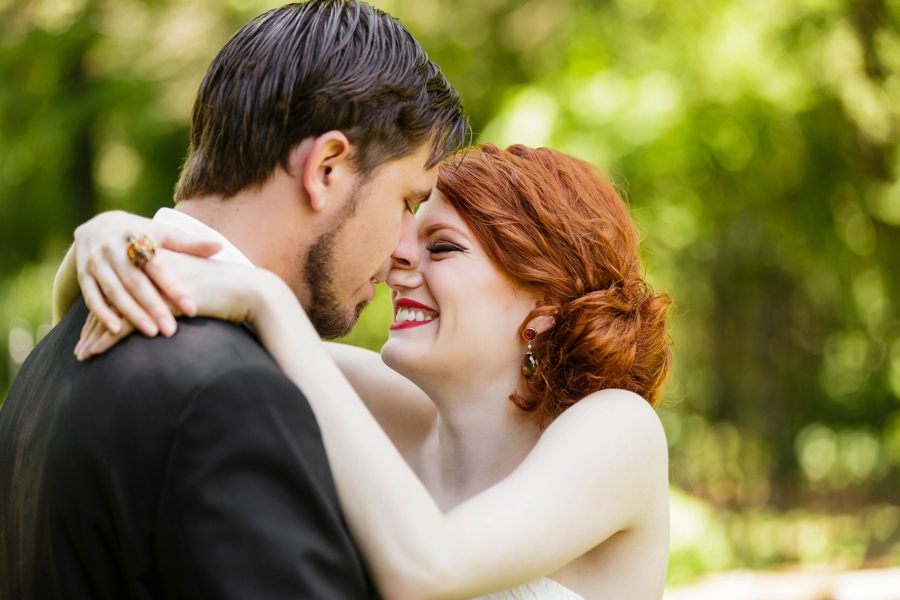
174, 132, 455, 205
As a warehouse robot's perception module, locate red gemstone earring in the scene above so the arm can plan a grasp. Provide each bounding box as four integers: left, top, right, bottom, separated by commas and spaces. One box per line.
522, 328, 539, 378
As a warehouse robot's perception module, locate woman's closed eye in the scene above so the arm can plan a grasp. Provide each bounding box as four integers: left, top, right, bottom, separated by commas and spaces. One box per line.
425, 242, 466, 255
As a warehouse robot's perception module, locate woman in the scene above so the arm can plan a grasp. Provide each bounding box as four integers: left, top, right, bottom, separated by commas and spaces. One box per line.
58, 144, 673, 600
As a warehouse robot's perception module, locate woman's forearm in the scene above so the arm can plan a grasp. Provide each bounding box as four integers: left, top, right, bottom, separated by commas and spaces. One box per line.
323, 343, 437, 463
251, 285, 455, 600
52, 244, 80, 324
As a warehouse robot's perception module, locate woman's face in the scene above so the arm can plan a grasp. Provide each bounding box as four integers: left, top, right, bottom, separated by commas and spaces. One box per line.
381, 193, 537, 391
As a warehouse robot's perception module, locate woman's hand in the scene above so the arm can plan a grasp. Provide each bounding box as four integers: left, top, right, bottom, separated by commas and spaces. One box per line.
75, 249, 288, 360
75, 311, 136, 361
72, 211, 221, 337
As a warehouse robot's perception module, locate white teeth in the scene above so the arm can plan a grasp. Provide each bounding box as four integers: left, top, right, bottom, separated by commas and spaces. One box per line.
395, 308, 438, 323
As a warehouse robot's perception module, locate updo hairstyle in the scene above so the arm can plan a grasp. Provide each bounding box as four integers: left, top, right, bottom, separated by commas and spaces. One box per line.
437, 144, 673, 426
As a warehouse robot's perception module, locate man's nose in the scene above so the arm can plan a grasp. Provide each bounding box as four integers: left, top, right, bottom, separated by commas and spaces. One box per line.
390, 210, 419, 270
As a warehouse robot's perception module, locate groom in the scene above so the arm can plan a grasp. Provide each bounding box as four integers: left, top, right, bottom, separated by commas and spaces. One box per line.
0, 1, 466, 598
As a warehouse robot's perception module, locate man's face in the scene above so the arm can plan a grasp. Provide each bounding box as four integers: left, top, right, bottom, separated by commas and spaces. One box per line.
303, 143, 439, 339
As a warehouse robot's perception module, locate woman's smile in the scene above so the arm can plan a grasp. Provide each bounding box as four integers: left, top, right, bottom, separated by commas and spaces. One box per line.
391, 297, 439, 330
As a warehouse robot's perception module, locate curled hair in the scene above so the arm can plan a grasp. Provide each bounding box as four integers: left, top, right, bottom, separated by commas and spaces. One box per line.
176, 0, 469, 201
437, 144, 673, 426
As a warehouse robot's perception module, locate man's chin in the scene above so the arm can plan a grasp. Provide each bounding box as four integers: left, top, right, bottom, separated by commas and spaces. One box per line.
308, 300, 369, 340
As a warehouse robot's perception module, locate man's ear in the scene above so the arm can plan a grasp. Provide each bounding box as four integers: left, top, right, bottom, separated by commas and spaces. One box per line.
290, 131, 353, 213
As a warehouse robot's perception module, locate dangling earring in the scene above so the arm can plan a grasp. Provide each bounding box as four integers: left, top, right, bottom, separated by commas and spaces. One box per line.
522, 328, 539, 378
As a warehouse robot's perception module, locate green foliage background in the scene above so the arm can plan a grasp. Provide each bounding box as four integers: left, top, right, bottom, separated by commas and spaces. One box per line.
3, 0, 900, 583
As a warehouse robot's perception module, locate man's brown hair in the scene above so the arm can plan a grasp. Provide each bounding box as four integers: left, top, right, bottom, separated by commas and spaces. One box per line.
175, 0, 469, 201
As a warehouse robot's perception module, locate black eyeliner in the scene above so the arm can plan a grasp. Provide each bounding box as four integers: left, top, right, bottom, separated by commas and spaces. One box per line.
425, 243, 466, 254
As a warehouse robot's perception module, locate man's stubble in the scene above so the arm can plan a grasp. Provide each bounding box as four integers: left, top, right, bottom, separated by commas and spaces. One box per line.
303, 182, 370, 340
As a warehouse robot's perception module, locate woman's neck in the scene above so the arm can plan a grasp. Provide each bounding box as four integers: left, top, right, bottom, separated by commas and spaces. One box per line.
420, 378, 542, 512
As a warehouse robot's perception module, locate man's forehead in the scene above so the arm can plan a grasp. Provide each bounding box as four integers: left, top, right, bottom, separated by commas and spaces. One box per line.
406, 154, 439, 203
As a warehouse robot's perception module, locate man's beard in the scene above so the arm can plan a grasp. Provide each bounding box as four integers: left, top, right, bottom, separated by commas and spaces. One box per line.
303, 185, 369, 340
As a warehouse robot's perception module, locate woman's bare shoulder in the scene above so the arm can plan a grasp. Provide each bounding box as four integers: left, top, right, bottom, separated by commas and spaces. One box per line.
548, 388, 666, 449
533, 388, 669, 511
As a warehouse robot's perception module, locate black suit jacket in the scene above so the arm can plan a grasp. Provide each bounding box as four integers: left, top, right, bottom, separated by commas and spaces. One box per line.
0, 298, 377, 599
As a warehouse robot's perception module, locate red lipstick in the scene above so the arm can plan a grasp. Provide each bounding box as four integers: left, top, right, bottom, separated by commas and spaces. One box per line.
395, 298, 436, 312
390, 297, 439, 331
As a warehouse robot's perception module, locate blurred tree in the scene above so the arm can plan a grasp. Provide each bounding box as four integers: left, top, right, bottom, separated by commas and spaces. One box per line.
2, 0, 900, 574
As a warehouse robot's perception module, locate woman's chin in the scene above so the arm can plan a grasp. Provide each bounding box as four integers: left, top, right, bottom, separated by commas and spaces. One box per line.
380, 339, 431, 383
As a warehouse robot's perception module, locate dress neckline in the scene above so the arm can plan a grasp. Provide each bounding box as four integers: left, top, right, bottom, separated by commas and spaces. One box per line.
537, 577, 584, 599
473, 576, 586, 599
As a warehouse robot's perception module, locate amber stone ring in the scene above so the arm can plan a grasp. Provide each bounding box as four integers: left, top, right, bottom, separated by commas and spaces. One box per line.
126, 235, 156, 269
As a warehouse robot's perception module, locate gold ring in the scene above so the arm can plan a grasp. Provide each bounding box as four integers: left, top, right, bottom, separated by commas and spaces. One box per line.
126, 235, 156, 269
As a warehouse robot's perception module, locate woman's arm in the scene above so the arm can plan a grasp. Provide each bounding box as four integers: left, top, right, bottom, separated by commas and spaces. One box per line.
52, 244, 79, 324
325, 343, 436, 466
249, 278, 670, 600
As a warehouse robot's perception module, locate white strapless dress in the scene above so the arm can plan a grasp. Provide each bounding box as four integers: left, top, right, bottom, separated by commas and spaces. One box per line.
472, 577, 585, 599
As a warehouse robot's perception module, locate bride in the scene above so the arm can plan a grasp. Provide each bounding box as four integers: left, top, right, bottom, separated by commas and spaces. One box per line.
57, 143, 673, 600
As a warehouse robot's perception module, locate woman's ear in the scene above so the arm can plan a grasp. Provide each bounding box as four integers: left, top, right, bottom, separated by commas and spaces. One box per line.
292, 131, 352, 213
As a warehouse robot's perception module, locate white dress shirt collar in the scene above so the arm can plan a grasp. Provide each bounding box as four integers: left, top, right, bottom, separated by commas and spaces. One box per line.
152, 207, 254, 267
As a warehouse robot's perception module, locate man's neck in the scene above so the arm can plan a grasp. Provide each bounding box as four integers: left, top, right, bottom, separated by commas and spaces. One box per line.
174, 198, 262, 266
175, 168, 327, 302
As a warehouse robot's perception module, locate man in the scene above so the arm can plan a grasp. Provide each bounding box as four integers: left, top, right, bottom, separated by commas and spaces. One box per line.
0, 1, 468, 597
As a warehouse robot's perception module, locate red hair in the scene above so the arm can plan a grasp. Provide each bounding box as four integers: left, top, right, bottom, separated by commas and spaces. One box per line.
437, 144, 673, 426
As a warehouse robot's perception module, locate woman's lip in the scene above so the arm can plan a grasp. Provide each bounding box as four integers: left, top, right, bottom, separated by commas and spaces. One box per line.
394, 298, 437, 312
390, 319, 436, 331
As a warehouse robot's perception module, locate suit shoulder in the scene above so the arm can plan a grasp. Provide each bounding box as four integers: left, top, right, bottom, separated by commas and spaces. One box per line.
104, 317, 287, 390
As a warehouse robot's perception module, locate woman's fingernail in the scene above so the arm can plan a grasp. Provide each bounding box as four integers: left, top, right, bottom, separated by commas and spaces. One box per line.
180, 297, 197, 318
159, 318, 176, 338
141, 320, 159, 336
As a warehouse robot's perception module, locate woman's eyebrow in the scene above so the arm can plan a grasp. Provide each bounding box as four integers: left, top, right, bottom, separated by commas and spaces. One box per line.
421, 222, 469, 238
